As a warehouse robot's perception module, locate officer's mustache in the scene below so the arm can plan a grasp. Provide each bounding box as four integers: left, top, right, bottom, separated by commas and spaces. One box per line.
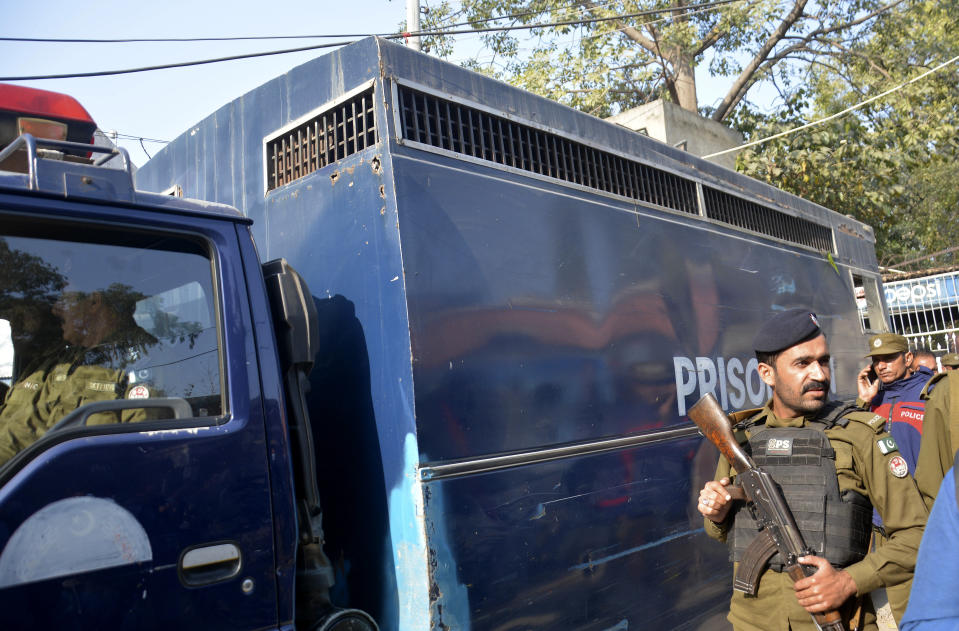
802, 380, 829, 393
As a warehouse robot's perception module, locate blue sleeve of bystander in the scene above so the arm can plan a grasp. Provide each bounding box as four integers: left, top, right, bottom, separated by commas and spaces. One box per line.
900, 467, 959, 630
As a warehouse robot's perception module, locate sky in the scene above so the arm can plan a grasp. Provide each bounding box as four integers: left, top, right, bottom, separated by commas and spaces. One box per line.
1, 0, 419, 165
2, 0, 738, 167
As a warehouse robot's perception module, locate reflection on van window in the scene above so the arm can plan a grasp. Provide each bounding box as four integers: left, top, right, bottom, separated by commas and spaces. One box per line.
0, 232, 220, 466
0, 319, 12, 393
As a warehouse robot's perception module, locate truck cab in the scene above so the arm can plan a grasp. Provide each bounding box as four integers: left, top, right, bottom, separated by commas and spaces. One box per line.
0, 84, 374, 631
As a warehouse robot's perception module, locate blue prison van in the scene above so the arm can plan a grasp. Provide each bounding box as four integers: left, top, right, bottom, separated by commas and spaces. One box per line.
0, 37, 888, 630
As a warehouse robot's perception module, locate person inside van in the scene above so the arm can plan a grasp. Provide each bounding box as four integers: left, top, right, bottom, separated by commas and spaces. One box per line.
0, 287, 155, 465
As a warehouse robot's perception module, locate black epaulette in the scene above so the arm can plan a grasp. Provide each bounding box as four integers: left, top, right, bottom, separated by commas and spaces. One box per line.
729, 407, 763, 427
817, 400, 864, 428
823, 402, 888, 434
727, 407, 764, 445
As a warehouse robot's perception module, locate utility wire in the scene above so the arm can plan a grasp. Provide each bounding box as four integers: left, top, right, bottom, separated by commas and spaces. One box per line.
0, 1, 603, 42
703, 53, 959, 158
0, 0, 742, 80
98, 130, 168, 143
0, 0, 732, 44
0, 40, 355, 81
0, 34, 372, 43
401, 0, 741, 38
581, 2, 740, 42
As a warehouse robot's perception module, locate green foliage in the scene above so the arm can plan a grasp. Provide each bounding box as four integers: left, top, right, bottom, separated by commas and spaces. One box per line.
736, 0, 959, 268
0, 239, 67, 376
418, 0, 958, 269
420, 0, 896, 120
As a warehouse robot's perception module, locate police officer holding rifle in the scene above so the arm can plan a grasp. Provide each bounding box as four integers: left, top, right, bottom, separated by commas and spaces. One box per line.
696, 309, 927, 630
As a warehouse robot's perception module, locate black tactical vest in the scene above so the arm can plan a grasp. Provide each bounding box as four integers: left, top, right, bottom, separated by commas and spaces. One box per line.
729, 419, 872, 570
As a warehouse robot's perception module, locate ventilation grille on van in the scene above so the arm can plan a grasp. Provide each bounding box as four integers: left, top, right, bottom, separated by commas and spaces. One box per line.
396, 85, 834, 253
266, 87, 377, 191
703, 187, 833, 252
397, 85, 699, 215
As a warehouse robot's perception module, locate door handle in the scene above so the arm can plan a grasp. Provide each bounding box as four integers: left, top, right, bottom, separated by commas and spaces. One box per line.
179, 542, 241, 586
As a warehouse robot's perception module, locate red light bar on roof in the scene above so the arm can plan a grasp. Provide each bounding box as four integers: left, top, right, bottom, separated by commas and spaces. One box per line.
0, 83, 95, 125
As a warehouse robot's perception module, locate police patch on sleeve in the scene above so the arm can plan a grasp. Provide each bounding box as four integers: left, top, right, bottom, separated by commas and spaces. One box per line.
877, 437, 899, 455
127, 385, 151, 400
888, 455, 909, 478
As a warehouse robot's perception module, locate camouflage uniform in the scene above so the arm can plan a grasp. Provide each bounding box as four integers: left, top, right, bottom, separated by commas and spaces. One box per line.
705, 402, 928, 631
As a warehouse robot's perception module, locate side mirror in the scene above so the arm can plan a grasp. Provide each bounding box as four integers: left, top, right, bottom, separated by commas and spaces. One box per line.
262, 259, 319, 375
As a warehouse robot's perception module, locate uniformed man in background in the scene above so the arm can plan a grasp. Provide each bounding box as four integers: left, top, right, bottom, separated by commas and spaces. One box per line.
698, 309, 928, 630
855, 333, 937, 624
912, 366, 959, 508
940, 353, 959, 371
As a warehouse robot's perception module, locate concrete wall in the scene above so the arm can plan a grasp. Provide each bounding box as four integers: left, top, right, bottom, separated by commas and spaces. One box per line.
606, 100, 743, 171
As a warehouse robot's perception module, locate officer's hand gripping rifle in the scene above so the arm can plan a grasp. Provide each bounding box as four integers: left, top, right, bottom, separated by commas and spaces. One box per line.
689, 393, 846, 631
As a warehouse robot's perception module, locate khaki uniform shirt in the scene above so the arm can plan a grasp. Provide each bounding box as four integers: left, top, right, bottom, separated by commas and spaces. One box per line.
0, 347, 147, 466
704, 402, 928, 631
915, 372, 959, 508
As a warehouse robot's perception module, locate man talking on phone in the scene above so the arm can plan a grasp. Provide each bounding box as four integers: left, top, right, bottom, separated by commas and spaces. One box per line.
857, 333, 936, 622
858, 334, 935, 473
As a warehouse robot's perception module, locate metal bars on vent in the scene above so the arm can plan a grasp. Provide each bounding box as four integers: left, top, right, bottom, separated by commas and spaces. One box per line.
701, 187, 833, 253
397, 85, 699, 216
266, 87, 377, 191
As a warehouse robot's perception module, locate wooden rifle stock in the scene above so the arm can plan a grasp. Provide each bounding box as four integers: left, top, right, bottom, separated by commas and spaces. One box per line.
688, 394, 848, 631
687, 393, 754, 474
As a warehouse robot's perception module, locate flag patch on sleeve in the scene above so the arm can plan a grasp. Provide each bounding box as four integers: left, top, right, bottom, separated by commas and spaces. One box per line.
877, 437, 899, 455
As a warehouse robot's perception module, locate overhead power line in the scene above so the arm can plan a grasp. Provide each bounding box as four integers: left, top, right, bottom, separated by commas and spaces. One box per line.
704, 53, 959, 159
1, 0, 738, 44
98, 130, 168, 144
406, 0, 743, 39
0, 40, 356, 81
0, 0, 628, 44
0, 34, 375, 43
0, 0, 742, 81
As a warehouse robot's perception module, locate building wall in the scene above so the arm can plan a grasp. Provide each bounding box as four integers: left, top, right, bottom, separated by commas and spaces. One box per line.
607, 100, 743, 171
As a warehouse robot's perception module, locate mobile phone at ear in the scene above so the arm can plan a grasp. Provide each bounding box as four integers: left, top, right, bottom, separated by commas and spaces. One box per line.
867, 366, 877, 381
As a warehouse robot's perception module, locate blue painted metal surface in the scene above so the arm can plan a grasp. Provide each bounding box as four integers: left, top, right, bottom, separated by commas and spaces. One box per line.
132, 36, 883, 630
0, 194, 282, 628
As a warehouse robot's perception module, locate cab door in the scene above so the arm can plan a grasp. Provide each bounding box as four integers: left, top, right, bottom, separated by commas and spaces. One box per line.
0, 198, 280, 630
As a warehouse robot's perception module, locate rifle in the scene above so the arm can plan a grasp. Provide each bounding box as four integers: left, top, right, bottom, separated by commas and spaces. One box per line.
689, 393, 846, 631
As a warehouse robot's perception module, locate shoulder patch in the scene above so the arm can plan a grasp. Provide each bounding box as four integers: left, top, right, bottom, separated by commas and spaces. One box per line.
836, 409, 887, 434
877, 436, 898, 455
867, 414, 887, 432
127, 385, 151, 400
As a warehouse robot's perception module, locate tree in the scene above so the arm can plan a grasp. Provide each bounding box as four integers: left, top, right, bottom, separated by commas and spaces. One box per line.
0, 238, 67, 376
734, 0, 959, 268
421, 0, 905, 120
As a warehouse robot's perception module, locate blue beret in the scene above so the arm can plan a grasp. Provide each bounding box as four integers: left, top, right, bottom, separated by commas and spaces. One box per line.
753, 309, 823, 353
